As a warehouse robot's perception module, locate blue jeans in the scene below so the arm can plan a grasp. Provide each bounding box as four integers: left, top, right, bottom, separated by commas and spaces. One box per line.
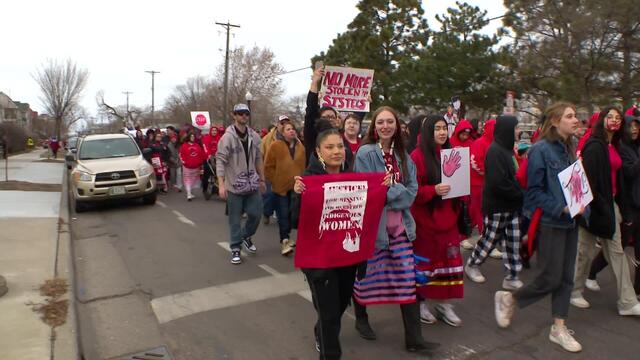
274, 192, 292, 241
227, 191, 262, 250
262, 181, 275, 217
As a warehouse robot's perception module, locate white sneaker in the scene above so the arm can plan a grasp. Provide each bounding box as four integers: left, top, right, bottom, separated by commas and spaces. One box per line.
435, 303, 462, 327
281, 239, 294, 256
549, 325, 582, 353
503, 278, 524, 290
489, 248, 503, 259
465, 264, 486, 283
585, 279, 601, 292
618, 303, 640, 316
419, 302, 437, 324
570, 295, 590, 309
460, 239, 474, 250
494, 291, 515, 328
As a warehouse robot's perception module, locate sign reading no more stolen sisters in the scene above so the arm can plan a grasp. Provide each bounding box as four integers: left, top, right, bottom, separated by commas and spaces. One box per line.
320, 66, 375, 112
295, 173, 386, 269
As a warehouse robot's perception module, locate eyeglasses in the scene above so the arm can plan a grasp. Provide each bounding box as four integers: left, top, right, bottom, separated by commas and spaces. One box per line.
321, 115, 337, 121
235, 112, 250, 117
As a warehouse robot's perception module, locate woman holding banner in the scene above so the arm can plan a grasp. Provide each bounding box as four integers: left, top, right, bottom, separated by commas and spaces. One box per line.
410, 115, 464, 327
351, 106, 439, 354
292, 120, 358, 359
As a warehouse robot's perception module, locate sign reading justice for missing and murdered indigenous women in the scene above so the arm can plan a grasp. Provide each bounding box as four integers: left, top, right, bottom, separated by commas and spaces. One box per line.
294, 173, 387, 269
319, 66, 375, 112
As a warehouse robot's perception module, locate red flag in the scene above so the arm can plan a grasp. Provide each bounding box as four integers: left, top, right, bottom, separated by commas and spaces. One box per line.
294, 172, 387, 268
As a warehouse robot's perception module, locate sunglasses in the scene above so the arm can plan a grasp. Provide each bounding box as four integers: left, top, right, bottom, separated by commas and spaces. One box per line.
235, 111, 250, 116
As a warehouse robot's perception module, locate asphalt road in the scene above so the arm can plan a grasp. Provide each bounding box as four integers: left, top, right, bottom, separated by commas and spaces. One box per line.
71, 189, 639, 360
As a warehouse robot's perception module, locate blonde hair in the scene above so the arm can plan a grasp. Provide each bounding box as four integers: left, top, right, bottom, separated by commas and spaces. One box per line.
540, 101, 576, 154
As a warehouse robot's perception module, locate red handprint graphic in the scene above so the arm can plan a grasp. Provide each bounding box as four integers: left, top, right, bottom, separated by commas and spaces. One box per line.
443, 150, 462, 177
564, 164, 588, 207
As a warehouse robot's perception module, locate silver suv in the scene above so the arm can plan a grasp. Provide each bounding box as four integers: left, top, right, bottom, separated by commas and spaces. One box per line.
69, 134, 157, 212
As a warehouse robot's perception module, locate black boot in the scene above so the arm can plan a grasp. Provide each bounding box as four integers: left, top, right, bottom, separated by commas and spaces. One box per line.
353, 299, 376, 340
401, 302, 440, 353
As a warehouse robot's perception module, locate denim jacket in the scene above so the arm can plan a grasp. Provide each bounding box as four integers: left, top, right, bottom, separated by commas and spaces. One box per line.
524, 139, 577, 228
354, 144, 417, 249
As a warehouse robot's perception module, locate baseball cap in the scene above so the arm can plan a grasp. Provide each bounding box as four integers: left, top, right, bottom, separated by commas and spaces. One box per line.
233, 104, 250, 113
278, 115, 290, 123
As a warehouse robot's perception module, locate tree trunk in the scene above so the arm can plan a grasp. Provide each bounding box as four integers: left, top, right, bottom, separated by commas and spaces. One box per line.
621, 31, 633, 110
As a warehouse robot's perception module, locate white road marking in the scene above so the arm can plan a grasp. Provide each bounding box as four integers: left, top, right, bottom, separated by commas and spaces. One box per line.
258, 264, 282, 277
151, 270, 309, 324
156, 201, 168, 208
217, 241, 230, 252
172, 210, 195, 227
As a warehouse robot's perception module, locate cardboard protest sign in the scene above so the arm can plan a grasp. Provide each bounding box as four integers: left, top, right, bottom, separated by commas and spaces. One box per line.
320, 66, 374, 112
190, 111, 211, 130
558, 159, 593, 218
294, 172, 387, 269
440, 147, 470, 199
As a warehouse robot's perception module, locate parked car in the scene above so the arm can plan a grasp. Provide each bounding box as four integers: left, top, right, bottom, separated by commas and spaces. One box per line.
68, 133, 157, 212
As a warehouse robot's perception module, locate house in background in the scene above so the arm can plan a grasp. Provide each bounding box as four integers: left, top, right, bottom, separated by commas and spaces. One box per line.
0, 92, 18, 123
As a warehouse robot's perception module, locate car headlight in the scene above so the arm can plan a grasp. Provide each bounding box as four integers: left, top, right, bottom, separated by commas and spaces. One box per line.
73, 171, 92, 182
138, 165, 153, 177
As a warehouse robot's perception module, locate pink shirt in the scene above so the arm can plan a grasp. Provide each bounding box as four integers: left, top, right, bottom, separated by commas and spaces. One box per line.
609, 144, 622, 196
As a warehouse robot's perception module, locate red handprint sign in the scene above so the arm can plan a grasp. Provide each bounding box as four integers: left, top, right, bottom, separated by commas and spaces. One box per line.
558, 159, 593, 218
440, 147, 470, 199
443, 149, 462, 177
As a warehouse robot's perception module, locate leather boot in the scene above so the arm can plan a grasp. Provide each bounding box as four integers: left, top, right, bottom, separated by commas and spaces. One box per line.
400, 302, 440, 353
353, 298, 376, 340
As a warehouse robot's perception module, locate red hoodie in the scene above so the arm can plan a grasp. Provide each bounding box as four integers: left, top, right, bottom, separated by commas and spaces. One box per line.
450, 119, 474, 148
410, 147, 459, 233
576, 112, 600, 157
179, 141, 206, 169
202, 127, 222, 157
469, 119, 496, 187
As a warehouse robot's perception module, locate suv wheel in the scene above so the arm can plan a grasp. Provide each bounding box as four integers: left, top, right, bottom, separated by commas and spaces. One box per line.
142, 191, 157, 205
74, 199, 87, 213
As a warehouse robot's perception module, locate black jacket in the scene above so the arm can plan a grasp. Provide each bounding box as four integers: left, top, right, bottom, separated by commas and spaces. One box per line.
619, 140, 640, 221
482, 115, 524, 214
304, 91, 354, 167
580, 136, 622, 238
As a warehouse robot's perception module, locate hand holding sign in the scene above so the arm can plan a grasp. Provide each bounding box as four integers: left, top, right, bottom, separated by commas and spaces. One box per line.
442, 150, 462, 177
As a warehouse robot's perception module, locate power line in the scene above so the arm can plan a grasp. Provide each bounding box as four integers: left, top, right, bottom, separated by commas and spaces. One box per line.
216, 20, 240, 126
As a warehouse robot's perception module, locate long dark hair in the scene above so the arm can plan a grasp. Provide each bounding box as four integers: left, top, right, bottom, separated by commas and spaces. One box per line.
420, 115, 450, 185
591, 106, 623, 149
363, 106, 409, 180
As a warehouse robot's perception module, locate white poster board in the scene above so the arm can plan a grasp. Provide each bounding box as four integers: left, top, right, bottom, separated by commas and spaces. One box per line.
190, 111, 211, 130
320, 66, 374, 112
558, 159, 593, 218
440, 147, 470, 199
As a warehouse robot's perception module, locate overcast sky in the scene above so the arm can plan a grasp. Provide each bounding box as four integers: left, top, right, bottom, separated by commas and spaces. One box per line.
0, 0, 505, 120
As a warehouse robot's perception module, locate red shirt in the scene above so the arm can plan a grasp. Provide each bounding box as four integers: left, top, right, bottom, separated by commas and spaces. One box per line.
179, 142, 206, 169
609, 144, 622, 196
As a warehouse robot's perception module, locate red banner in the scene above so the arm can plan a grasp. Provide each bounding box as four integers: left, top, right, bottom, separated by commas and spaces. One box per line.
294, 172, 387, 269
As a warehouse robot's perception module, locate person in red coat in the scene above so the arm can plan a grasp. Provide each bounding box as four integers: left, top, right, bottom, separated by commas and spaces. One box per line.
201, 126, 222, 198
449, 120, 474, 148
179, 132, 206, 201
410, 115, 464, 327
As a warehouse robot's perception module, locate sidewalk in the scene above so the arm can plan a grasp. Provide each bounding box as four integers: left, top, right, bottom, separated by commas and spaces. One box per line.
0, 149, 78, 359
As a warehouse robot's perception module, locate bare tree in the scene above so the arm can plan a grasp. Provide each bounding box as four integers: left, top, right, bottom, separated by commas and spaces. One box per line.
33, 59, 89, 139
96, 91, 144, 129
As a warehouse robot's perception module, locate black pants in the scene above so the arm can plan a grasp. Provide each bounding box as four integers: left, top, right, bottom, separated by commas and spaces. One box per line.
589, 220, 640, 293
513, 225, 578, 319
202, 158, 214, 192
304, 265, 358, 360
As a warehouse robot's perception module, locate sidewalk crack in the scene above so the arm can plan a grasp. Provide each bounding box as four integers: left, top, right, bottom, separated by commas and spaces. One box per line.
76, 287, 152, 304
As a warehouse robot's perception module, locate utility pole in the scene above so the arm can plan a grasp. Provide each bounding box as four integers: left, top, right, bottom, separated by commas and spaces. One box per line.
122, 91, 133, 128
145, 71, 160, 126
216, 20, 240, 126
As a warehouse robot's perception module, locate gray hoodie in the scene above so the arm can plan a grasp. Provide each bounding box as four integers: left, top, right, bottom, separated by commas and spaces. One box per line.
216, 124, 263, 195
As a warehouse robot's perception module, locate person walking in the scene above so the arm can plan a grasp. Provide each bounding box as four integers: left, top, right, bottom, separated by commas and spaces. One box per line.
410, 115, 464, 326
570, 106, 640, 315
179, 132, 206, 201
493, 102, 585, 353
167, 135, 183, 192
351, 106, 439, 355
149, 130, 170, 193
260, 115, 290, 224
265, 122, 305, 256
216, 104, 266, 264
291, 121, 357, 359
465, 115, 524, 290
343, 114, 362, 156
202, 126, 222, 199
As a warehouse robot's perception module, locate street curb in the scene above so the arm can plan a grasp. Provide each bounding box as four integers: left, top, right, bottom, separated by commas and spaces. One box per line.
53, 167, 80, 360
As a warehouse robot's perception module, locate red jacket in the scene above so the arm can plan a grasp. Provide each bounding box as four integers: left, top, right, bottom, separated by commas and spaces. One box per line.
179, 141, 206, 169
450, 119, 474, 148
410, 148, 459, 233
469, 119, 495, 187
202, 127, 222, 157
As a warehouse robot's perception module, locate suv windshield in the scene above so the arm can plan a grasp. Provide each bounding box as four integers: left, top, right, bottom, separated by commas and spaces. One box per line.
79, 138, 140, 160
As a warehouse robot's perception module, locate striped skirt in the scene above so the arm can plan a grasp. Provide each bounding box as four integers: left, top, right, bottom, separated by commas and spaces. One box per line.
353, 233, 417, 305
182, 166, 201, 188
